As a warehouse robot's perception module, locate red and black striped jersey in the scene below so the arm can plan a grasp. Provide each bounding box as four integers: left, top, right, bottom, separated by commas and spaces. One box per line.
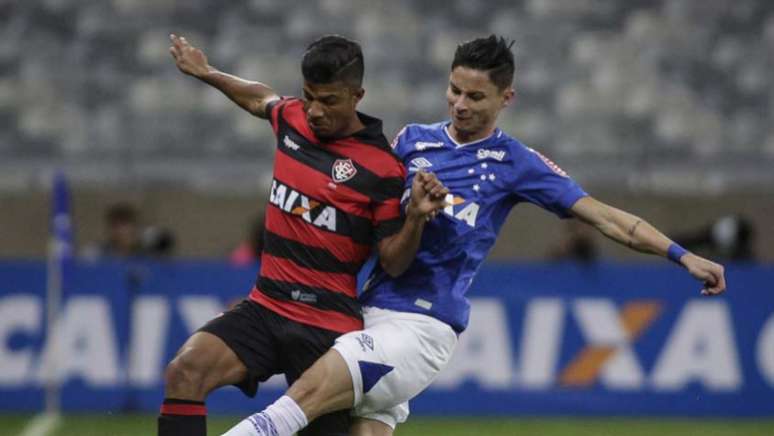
249, 97, 406, 333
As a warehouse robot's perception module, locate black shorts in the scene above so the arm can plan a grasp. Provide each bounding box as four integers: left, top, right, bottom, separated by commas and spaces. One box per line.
199, 299, 350, 436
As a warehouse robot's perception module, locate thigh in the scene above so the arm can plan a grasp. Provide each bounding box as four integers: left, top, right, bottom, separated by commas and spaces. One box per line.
331, 309, 457, 426
197, 300, 283, 397
350, 405, 407, 433
298, 411, 351, 436
168, 330, 247, 392
281, 321, 352, 436
349, 417, 395, 436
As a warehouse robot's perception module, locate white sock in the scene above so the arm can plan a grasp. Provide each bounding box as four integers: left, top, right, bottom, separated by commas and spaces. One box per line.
221, 395, 308, 436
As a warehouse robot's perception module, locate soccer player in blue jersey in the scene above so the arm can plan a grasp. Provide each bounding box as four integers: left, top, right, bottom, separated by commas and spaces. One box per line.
223, 35, 727, 436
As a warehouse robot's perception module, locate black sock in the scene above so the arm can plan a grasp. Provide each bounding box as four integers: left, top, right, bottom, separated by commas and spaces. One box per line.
158, 398, 207, 436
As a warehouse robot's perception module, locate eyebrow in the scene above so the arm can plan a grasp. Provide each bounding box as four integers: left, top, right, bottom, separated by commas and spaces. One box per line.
450, 81, 485, 97
303, 89, 338, 100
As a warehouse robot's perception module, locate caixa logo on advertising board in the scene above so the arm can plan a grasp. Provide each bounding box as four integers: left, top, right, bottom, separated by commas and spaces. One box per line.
1, 295, 773, 394
434, 298, 774, 393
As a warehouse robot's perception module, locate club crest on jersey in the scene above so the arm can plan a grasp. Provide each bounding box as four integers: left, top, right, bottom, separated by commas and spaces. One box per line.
332, 158, 357, 183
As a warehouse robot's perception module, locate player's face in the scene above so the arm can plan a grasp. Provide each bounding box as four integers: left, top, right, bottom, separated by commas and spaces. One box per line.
303, 82, 363, 138
446, 66, 513, 141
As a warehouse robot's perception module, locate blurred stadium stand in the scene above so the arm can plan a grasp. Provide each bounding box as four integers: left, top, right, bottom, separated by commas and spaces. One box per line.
1, 0, 773, 259
3, 0, 774, 191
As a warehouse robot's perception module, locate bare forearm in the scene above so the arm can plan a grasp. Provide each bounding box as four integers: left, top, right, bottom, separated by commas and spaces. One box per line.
597, 207, 673, 257
378, 213, 426, 277
198, 67, 278, 118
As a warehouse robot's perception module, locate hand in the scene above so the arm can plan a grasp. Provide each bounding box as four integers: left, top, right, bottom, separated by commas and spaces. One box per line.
681, 253, 726, 296
406, 170, 448, 220
169, 34, 211, 78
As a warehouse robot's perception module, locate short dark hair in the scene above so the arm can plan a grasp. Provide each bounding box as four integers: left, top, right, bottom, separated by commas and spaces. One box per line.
452, 35, 515, 90
301, 35, 364, 88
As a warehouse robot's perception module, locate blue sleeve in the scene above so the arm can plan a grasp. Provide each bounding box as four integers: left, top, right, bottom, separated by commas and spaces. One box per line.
390, 125, 410, 160
511, 147, 587, 218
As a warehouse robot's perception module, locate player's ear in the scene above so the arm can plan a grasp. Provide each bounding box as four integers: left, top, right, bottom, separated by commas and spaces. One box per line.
502, 87, 515, 108
350, 86, 365, 104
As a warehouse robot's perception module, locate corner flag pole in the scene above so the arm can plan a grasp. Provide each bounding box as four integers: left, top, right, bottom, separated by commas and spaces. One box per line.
45, 171, 73, 415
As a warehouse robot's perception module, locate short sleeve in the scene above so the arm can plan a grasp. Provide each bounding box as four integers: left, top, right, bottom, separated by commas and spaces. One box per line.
371, 162, 408, 241
512, 147, 587, 218
266, 97, 293, 134
389, 125, 410, 159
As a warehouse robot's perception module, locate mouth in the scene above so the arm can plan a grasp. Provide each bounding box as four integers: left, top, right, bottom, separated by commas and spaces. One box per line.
308, 119, 328, 131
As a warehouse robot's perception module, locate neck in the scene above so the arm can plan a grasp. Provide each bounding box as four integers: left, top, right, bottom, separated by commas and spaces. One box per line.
340, 113, 365, 137
449, 124, 495, 145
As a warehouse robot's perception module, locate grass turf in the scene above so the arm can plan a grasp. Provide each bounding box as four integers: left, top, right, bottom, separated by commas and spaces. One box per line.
4, 414, 774, 436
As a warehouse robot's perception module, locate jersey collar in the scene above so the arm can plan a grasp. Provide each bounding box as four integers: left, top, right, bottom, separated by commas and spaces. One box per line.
443, 122, 500, 148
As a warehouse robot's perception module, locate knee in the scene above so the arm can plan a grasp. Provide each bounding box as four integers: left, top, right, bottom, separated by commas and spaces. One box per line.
164, 351, 207, 397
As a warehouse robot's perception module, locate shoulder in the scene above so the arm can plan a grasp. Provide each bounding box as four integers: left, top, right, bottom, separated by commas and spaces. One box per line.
268, 96, 302, 114
268, 97, 304, 126
496, 132, 571, 178
392, 122, 449, 153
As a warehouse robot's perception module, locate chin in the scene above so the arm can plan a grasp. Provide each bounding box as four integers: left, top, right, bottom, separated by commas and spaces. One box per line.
311, 127, 331, 138
453, 123, 473, 135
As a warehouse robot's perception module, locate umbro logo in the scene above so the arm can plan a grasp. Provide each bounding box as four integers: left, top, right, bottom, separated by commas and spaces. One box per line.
356, 333, 374, 352
409, 157, 433, 172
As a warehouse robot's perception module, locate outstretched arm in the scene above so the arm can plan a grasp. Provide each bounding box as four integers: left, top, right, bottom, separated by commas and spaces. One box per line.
570, 196, 726, 295
168, 34, 279, 119
378, 170, 448, 277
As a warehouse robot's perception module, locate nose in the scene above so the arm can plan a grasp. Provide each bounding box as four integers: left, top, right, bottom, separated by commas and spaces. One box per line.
307, 102, 324, 120
454, 97, 469, 115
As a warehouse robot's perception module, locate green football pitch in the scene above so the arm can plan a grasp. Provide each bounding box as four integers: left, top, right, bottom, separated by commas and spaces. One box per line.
4, 415, 774, 436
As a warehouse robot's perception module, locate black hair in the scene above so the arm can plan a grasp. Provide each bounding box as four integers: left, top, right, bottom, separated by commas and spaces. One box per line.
301, 35, 364, 88
452, 35, 515, 90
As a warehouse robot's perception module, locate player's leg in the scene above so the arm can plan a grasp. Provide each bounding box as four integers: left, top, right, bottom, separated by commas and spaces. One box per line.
164, 331, 247, 400
339, 308, 456, 433
349, 418, 393, 436
222, 307, 457, 436
222, 321, 353, 436
159, 331, 246, 436
160, 300, 282, 436
288, 349, 355, 420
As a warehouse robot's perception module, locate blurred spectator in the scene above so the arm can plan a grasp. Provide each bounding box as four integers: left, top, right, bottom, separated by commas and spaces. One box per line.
229, 214, 265, 266
82, 202, 176, 259
674, 214, 756, 262
141, 225, 177, 257
547, 220, 599, 263
3, 1, 774, 194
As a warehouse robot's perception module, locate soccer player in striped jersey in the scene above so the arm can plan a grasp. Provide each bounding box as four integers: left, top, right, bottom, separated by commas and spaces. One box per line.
159, 34, 447, 436
222, 36, 727, 436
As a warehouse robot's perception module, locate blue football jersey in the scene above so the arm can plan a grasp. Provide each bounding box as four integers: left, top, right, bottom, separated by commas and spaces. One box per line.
360, 121, 588, 332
